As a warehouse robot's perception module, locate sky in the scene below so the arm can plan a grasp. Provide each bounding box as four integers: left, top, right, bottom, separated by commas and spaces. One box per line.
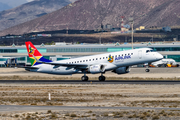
0, 0, 34, 8
27, 0, 34, 2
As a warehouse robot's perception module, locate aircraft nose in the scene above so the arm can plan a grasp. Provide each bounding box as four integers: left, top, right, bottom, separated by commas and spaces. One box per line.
156, 53, 163, 60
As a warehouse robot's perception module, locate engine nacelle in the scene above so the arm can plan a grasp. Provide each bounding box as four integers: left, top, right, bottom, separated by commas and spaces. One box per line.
88, 65, 105, 74
112, 66, 130, 74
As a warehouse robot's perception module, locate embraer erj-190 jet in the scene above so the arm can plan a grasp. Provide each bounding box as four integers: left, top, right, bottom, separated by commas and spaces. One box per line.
25, 41, 163, 81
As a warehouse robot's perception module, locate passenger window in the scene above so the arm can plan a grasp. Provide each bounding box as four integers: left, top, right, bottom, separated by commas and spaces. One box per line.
106, 57, 108, 59
125, 54, 126, 56
83, 60, 85, 62
100, 58, 101, 60
96, 58, 98, 60
86, 60, 88, 62
75, 61, 76, 63
115, 55, 117, 57
131, 53, 133, 55
119, 55, 120, 57
103, 57, 105, 59
80, 61, 82, 62
122, 54, 123, 56
89, 59, 91, 61
93, 59, 94, 61
128, 53, 130, 55
77, 61, 79, 63
72, 62, 73, 64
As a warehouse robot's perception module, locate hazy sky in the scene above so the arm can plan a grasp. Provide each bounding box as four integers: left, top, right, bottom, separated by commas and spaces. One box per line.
27, 0, 34, 2
0, 0, 33, 8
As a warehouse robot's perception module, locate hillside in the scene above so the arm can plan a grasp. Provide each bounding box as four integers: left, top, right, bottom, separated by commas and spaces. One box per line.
0, 0, 180, 36
0, 0, 76, 31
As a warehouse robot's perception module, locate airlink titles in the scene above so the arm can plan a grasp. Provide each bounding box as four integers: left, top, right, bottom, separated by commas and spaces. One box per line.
115, 55, 131, 62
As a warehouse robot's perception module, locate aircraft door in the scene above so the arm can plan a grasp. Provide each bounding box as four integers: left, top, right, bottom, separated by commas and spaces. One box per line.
138, 50, 142, 59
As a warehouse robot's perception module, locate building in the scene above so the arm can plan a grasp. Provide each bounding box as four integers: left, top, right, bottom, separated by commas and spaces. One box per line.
136, 26, 145, 30
162, 26, 171, 32
1, 43, 180, 67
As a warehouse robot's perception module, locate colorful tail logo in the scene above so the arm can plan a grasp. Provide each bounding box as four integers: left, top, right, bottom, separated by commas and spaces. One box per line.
25, 41, 52, 66
29, 44, 36, 55
108, 55, 114, 63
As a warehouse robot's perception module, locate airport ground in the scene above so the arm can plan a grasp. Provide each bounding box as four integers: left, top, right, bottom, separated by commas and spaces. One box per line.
1, 68, 180, 119
1, 67, 180, 80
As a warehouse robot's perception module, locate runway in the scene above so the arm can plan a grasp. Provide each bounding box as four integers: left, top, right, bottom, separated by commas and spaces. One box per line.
1, 105, 180, 113
1, 68, 180, 80
1, 80, 180, 84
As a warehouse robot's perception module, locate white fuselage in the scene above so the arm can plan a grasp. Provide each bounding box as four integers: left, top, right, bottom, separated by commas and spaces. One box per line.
29, 48, 163, 75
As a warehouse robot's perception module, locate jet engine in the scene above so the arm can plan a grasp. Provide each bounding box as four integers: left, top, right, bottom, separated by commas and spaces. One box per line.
112, 66, 130, 74
88, 65, 105, 74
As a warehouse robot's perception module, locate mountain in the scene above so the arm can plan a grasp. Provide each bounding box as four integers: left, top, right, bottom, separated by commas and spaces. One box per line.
1, 0, 180, 36
0, 2, 12, 11
0, 0, 77, 31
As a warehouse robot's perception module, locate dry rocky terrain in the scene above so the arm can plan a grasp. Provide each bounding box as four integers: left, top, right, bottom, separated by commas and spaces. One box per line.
0, 84, 180, 119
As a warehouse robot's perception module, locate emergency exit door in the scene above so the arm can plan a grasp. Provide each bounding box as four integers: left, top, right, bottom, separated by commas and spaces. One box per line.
138, 50, 142, 59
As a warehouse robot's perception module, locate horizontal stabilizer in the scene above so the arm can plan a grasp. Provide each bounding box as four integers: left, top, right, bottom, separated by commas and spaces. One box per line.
19, 66, 39, 69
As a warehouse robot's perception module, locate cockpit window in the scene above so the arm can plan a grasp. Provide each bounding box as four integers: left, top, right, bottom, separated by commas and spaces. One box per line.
146, 50, 150, 53
146, 50, 154, 53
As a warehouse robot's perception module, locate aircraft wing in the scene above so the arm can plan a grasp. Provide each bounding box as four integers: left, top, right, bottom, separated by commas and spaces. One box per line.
37, 61, 88, 68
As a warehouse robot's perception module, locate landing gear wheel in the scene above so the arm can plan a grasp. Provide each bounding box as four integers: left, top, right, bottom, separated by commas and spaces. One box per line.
145, 69, 150, 72
81, 76, 88, 81
99, 76, 106, 81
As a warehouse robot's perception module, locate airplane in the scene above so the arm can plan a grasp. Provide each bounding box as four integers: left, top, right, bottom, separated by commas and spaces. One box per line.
25, 41, 163, 81
148, 58, 179, 67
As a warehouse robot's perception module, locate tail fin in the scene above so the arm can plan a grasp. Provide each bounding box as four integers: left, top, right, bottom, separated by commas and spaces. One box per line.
25, 41, 52, 66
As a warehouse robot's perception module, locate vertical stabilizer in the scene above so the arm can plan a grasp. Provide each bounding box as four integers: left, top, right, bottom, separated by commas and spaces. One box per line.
25, 41, 52, 66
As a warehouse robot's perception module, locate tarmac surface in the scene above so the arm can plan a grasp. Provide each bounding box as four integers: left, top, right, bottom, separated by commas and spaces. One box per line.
1, 105, 180, 113
1, 67, 180, 79
1, 80, 180, 84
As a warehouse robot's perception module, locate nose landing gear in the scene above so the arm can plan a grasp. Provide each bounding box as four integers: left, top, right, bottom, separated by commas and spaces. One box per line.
145, 68, 150, 72
145, 63, 150, 72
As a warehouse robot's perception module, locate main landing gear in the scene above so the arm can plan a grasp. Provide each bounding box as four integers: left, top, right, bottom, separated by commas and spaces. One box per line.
81, 73, 106, 81
81, 74, 89, 81
98, 73, 106, 81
